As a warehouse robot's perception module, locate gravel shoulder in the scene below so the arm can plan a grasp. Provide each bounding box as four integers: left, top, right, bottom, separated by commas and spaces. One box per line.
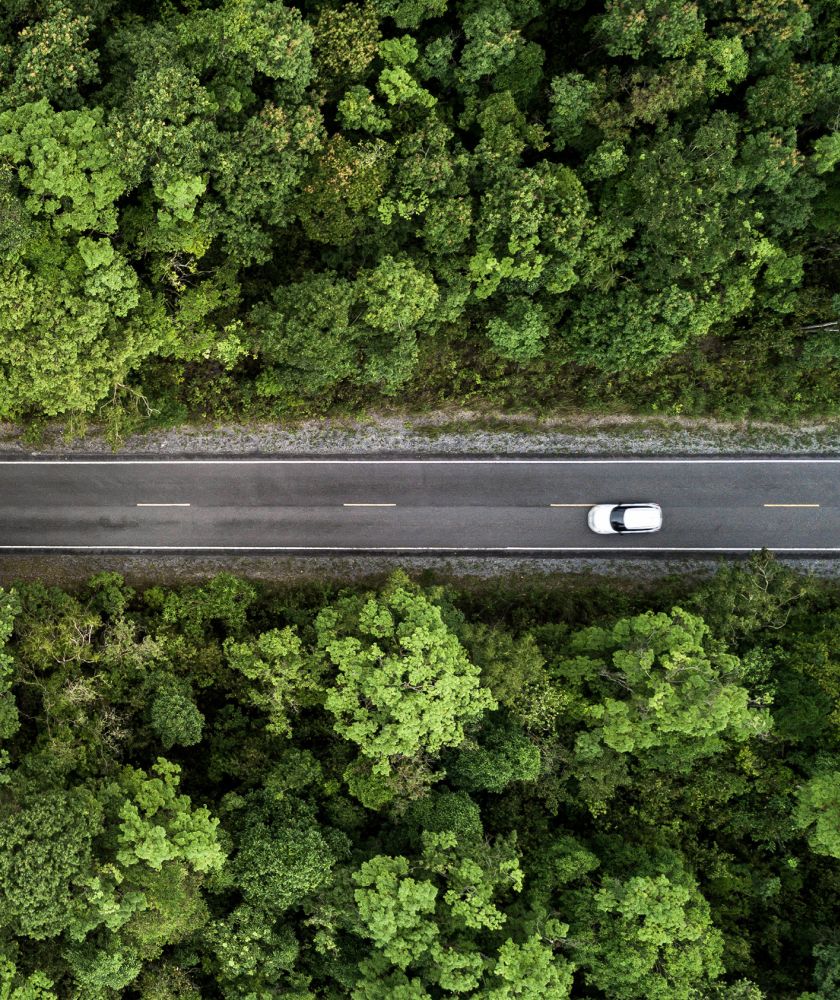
3, 409, 840, 456
0, 553, 836, 591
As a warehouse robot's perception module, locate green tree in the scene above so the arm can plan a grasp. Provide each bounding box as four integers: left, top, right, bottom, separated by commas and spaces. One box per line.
2, 1, 100, 111
0, 564, 839, 994
448, 713, 541, 793
318, 573, 495, 780
0, 955, 56, 1000
460, 623, 566, 732
0, 784, 101, 939
795, 770, 840, 858
374, 0, 446, 29
104, 758, 224, 874
296, 135, 392, 245
354, 257, 439, 392
314, 3, 381, 87
572, 861, 725, 999
231, 794, 343, 913
0, 236, 163, 418
251, 272, 358, 399
593, 0, 706, 60
150, 677, 204, 749
61, 932, 142, 998
208, 101, 323, 266
687, 551, 813, 645
801, 942, 840, 1000
202, 905, 302, 998
0, 589, 20, 781
224, 626, 322, 736
549, 74, 599, 153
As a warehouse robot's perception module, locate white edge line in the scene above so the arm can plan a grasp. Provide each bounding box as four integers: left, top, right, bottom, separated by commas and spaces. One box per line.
343, 503, 397, 507
1, 546, 840, 552
3, 458, 840, 465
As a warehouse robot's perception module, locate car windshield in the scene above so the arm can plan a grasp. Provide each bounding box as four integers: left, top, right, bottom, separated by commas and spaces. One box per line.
609, 508, 626, 530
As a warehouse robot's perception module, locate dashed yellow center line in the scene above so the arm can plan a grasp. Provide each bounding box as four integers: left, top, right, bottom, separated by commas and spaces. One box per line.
763, 503, 821, 508
343, 503, 397, 507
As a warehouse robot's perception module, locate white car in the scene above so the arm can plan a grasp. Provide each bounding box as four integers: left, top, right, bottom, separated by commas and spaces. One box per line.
588, 503, 662, 534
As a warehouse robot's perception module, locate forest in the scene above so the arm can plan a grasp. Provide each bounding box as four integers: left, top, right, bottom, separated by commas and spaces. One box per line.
0, 557, 839, 998
0, 0, 839, 427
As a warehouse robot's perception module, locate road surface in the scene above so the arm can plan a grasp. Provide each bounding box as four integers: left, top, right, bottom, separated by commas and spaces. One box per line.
0, 457, 837, 554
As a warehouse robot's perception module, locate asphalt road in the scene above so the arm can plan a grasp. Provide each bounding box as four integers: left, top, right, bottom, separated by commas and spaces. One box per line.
0, 457, 837, 554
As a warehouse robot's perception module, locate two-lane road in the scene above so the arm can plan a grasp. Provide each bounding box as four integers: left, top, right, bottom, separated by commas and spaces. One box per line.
0, 457, 837, 553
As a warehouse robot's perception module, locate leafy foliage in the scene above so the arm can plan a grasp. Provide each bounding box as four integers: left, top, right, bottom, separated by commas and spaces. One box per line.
0, 560, 839, 994
0, 0, 837, 423
318, 573, 495, 782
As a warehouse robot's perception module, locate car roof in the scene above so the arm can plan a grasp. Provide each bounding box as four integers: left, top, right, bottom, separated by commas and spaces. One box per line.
622, 505, 660, 530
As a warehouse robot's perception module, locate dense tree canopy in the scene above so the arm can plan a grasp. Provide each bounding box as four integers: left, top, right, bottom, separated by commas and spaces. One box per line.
0, 0, 837, 425
0, 557, 839, 995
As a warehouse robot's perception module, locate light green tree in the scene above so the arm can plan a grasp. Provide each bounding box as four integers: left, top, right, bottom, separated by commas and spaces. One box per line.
353, 856, 440, 969
349, 823, 565, 996
0, 955, 56, 1000
483, 934, 574, 999
565, 607, 770, 759
106, 758, 224, 874
0, 100, 127, 234
318, 573, 495, 778
469, 162, 589, 303
555, 606, 771, 810
795, 769, 840, 858
485, 298, 552, 362
572, 862, 725, 999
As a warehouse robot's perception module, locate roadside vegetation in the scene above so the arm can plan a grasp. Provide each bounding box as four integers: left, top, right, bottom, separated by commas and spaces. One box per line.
0, 0, 839, 431
2, 557, 840, 997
